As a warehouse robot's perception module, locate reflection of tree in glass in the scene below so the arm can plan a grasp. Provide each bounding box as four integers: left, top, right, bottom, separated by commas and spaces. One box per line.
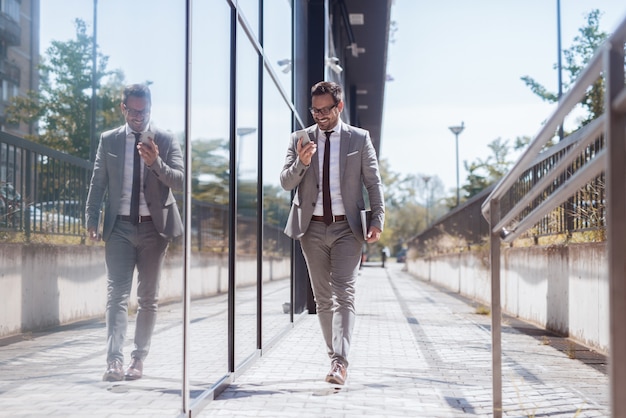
263, 184, 293, 257
191, 138, 230, 205
263, 184, 290, 228
6, 19, 125, 160
189, 138, 293, 254
189, 138, 229, 253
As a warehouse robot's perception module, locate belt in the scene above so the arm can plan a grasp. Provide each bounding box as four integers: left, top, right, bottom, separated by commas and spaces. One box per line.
117, 215, 153, 223
311, 215, 346, 223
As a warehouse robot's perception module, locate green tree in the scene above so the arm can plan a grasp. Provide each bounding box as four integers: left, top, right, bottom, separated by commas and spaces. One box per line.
463, 161, 491, 199
521, 9, 608, 126
6, 19, 124, 159
378, 158, 403, 207
378, 157, 446, 253
462, 137, 513, 199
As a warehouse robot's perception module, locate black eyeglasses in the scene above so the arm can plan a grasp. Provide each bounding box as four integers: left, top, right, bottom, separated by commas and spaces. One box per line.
123, 104, 150, 118
309, 104, 337, 116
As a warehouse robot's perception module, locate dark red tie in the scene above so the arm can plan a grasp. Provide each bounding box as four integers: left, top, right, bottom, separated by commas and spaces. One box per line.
130, 132, 141, 225
323, 131, 333, 225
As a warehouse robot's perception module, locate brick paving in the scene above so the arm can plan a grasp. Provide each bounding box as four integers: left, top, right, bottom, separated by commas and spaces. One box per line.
0, 262, 609, 417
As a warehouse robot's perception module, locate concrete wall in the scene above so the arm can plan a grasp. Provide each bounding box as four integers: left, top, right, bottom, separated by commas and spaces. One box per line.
0, 243, 290, 338
3, 240, 608, 353
406, 242, 609, 354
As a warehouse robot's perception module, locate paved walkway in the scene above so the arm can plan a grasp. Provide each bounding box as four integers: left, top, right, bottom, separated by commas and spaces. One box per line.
0, 262, 609, 417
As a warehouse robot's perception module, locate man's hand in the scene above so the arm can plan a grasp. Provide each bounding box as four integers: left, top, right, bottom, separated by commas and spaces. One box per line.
366, 226, 382, 243
138, 136, 159, 166
88, 227, 100, 242
297, 136, 317, 166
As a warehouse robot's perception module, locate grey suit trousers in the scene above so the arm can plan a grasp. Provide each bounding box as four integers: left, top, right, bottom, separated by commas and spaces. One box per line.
104, 219, 168, 363
300, 219, 362, 367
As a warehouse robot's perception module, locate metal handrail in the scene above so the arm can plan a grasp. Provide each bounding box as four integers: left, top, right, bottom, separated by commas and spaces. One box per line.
481, 58, 605, 224
499, 149, 605, 242
480, 13, 626, 418
493, 116, 604, 241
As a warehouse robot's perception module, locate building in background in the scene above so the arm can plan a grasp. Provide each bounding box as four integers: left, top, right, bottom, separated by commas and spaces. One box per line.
1, 0, 39, 135
0, 0, 38, 212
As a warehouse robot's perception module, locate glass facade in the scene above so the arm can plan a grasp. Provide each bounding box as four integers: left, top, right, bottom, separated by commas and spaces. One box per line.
4, 0, 389, 415
22, 0, 300, 414
183, 1, 297, 410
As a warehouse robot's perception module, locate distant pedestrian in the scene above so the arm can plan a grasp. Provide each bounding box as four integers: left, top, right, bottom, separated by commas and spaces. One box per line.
86, 84, 184, 382
381, 246, 390, 268
280, 81, 385, 385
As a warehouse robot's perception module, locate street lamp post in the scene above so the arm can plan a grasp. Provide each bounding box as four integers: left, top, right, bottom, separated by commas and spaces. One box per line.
89, 0, 98, 163
236, 127, 257, 179
557, 0, 564, 141
422, 175, 431, 226
448, 122, 465, 207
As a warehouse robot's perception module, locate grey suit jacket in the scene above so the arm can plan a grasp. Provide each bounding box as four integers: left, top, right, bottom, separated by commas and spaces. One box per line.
280, 122, 384, 242
86, 125, 184, 241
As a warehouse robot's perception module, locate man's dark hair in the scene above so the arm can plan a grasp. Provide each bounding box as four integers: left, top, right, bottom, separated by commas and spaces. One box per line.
311, 81, 343, 104
122, 84, 151, 105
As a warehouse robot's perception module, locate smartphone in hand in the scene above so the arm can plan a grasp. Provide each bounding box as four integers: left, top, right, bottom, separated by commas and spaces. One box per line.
138, 131, 155, 153
296, 129, 310, 146
140, 131, 154, 145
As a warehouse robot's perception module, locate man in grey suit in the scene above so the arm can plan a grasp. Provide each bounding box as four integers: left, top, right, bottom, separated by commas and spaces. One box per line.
86, 84, 184, 382
280, 81, 384, 385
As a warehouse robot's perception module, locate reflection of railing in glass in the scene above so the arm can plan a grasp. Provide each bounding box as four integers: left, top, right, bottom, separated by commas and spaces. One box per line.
190, 198, 290, 257
0, 132, 90, 237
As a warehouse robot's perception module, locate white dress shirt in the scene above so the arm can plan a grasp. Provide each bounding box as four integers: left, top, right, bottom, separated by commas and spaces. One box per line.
313, 120, 346, 217
119, 123, 151, 217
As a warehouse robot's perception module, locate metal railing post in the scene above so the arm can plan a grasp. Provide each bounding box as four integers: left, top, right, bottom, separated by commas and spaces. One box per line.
604, 38, 626, 418
479, 14, 626, 418
24, 149, 32, 241
489, 198, 502, 417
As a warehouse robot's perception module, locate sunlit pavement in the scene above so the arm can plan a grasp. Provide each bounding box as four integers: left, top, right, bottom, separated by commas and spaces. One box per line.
0, 261, 609, 417
199, 261, 608, 417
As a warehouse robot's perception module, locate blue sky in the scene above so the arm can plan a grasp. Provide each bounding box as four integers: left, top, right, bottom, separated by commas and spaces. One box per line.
382, 0, 626, 191
39, 1, 626, 192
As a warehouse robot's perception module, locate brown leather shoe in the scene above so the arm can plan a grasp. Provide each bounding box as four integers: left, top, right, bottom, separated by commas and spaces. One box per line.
124, 357, 143, 380
102, 359, 124, 382
325, 361, 347, 385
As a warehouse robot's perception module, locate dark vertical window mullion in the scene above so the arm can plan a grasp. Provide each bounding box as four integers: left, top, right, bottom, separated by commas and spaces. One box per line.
228, 3, 238, 375
289, 0, 296, 325
182, 0, 193, 413
256, 0, 264, 352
